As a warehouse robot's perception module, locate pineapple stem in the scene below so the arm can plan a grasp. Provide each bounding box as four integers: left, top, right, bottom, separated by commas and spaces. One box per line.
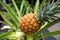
26, 35, 33, 40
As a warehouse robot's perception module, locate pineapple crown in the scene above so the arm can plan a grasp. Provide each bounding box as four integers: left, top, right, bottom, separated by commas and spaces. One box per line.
36, 0, 60, 23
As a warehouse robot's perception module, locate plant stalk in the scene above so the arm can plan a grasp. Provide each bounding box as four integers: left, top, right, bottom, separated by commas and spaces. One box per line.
26, 35, 33, 40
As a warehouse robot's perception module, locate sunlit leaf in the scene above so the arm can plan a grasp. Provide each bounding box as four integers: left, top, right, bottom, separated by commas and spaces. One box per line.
0, 31, 15, 39
20, 0, 25, 17
0, 2, 19, 27
39, 0, 46, 11
0, 11, 17, 30
38, 30, 60, 40
12, 0, 21, 18
34, 0, 40, 13
33, 18, 60, 40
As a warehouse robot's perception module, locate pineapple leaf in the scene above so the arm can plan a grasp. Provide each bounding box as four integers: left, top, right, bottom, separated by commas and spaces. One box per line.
48, 0, 54, 9
42, 18, 60, 32
42, 30, 60, 39
33, 18, 60, 39
34, 0, 46, 13
0, 11, 17, 30
37, 0, 60, 22
25, 1, 33, 13
19, 0, 33, 16
34, 0, 40, 13
12, 0, 21, 18
34, 30, 60, 40
36, 0, 46, 22
26, 7, 30, 13
0, 2, 19, 27
39, 0, 46, 11
20, 0, 25, 16
0, 31, 15, 39
47, 0, 60, 14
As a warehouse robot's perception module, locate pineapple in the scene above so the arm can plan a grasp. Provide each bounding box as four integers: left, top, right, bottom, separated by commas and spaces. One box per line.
19, 13, 42, 34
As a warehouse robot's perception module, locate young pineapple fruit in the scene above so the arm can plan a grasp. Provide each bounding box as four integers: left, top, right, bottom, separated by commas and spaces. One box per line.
19, 13, 42, 34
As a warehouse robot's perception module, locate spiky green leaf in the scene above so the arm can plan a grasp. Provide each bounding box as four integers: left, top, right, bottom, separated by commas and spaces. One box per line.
20, 0, 25, 17
33, 18, 60, 40
12, 0, 21, 18
0, 31, 15, 39
38, 30, 60, 40
34, 0, 40, 13
0, 2, 19, 27
0, 11, 17, 30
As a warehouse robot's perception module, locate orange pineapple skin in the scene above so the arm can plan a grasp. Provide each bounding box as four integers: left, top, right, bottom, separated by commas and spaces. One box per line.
19, 13, 41, 34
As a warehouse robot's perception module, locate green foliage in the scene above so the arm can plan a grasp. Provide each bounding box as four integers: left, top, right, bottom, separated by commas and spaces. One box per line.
34, 30, 60, 40
33, 18, 60, 40
36, 0, 60, 23
34, 0, 40, 13
25, 1, 33, 13
0, 31, 15, 40
0, 2, 19, 28
12, 0, 21, 18
34, 0, 46, 13
0, 11, 17, 30
0, 0, 60, 40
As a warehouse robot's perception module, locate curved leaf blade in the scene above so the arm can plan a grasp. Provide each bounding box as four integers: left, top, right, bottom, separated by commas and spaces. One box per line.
34, 18, 60, 40
0, 11, 17, 30
34, 0, 40, 13
0, 31, 15, 39
0, 2, 19, 27
20, 0, 25, 17
39, 0, 46, 12
12, 0, 21, 18
38, 30, 60, 40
